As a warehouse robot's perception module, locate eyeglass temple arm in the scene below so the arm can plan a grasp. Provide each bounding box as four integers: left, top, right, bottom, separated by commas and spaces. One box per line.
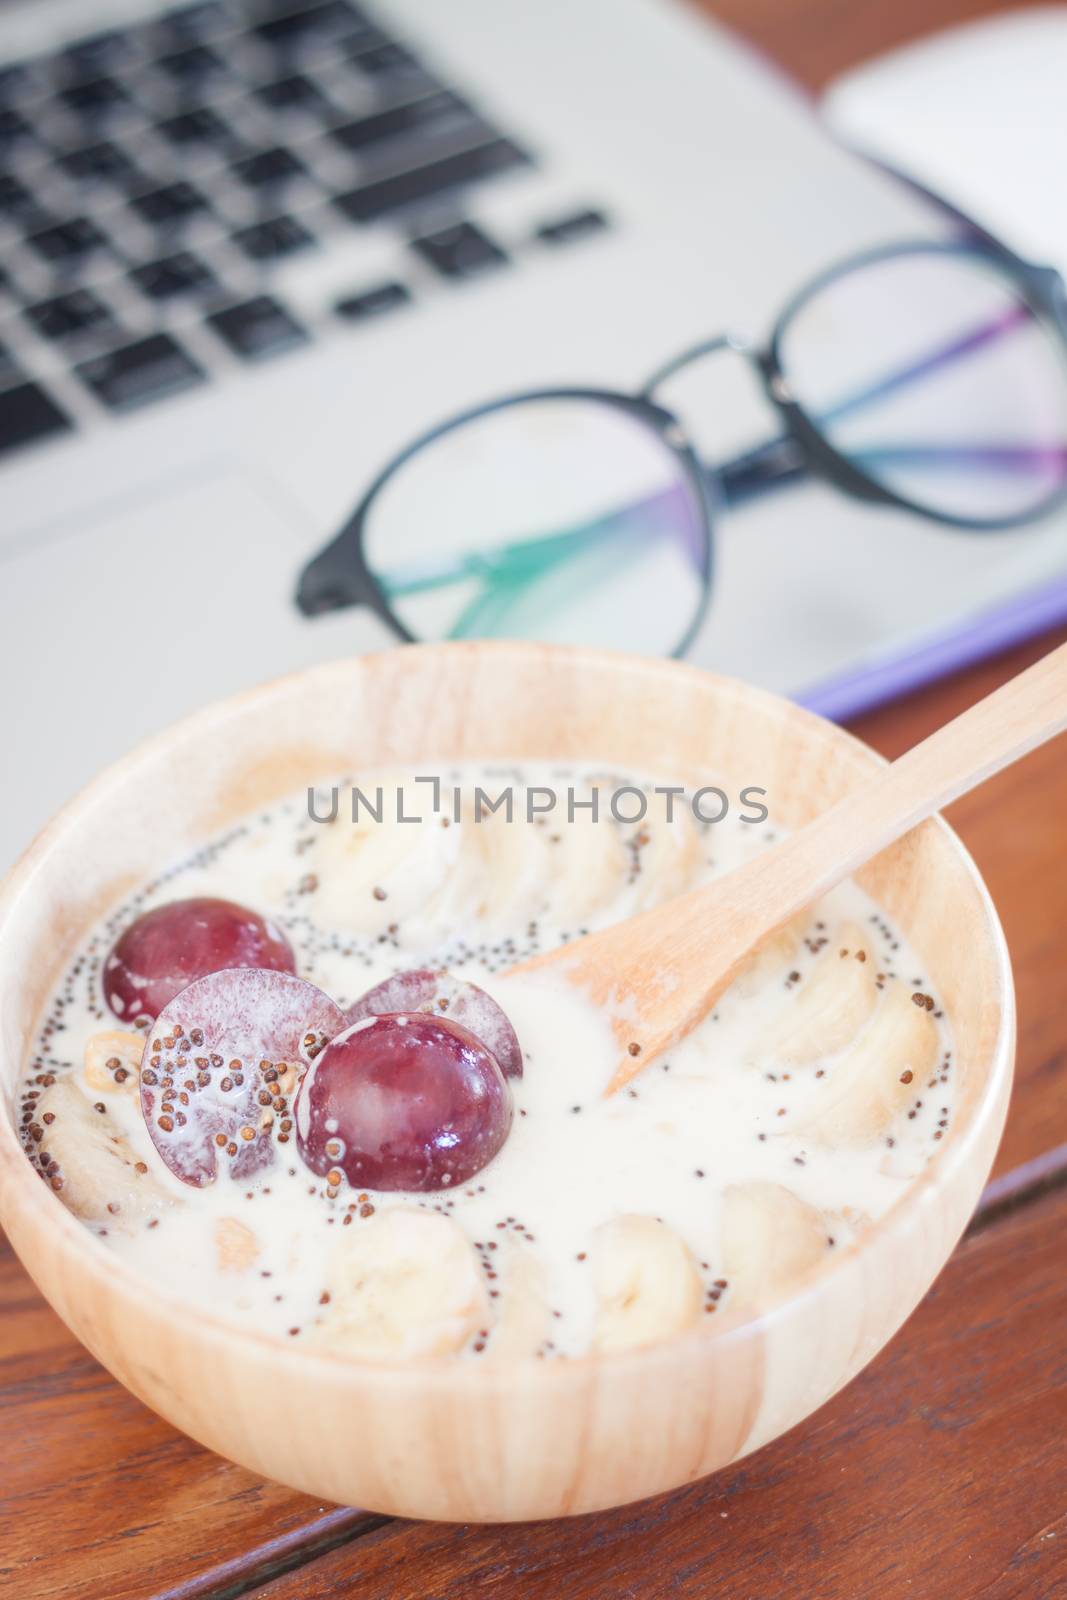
716, 436, 809, 507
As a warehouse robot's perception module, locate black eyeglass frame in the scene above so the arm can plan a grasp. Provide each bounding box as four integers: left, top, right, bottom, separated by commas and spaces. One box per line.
297, 235, 1067, 659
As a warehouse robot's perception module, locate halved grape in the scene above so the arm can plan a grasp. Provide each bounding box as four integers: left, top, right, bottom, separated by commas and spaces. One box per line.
103, 897, 296, 1024
295, 1013, 513, 1191
346, 969, 523, 1079
141, 968, 345, 1186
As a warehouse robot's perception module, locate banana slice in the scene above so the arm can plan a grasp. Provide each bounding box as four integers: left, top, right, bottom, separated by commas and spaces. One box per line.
307, 774, 468, 936
721, 1182, 830, 1313
733, 911, 808, 996
754, 921, 878, 1065
309, 1208, 488, 1359
552, 801, 630, 925
83, 1029, 143, 1095
34, 1076, 173, 1229
485, 1243, 550, 1360
469, 798, 551, 924
215, 1216, 260, 1274
625, 800, 704, 911
591, 1214, 703, 1353
795, 979, 939, 1147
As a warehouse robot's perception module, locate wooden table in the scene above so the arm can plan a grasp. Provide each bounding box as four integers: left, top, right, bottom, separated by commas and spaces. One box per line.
4, 3, 1066, 1595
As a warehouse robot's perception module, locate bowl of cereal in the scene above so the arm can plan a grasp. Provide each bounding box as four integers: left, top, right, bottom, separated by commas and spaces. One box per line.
0, 643, 1013, 1520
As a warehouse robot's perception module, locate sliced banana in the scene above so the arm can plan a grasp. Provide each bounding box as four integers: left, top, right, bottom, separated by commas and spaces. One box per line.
83, 1029, 143, 1095
215, 1216, 260, 1274
625, 799, 704, 911
795, 979, 940, 1147
309, 1208, 488, 1359
306, 773, 469, 936
591, 1214, 703, 1353
469, 798, 551, 924
754, 921, 878, 1065
34, 1076, 173, 1230
733, 911, 808, 996
485, 1243, 550, 1360
552, 800, 630, 925
721, 1182, 830, 1313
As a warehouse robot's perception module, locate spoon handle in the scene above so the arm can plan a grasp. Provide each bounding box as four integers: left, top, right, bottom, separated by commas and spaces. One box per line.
765, 637, 1067, 918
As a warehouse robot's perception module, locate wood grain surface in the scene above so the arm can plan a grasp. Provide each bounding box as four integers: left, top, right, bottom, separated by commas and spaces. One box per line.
706, 0, 1051, 89
3, 0, 1066, 1596
241, 1186, 1067, 1600
0, 1233, 381, 1600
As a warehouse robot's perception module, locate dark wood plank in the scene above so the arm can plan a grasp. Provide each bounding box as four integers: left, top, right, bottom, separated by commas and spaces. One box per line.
1, 1105, 1060, 1600
0, 1236, 380, 1600
246, 1185, 1067, 1600
848, 626, 1067, 1181
703, 0, 1049, 89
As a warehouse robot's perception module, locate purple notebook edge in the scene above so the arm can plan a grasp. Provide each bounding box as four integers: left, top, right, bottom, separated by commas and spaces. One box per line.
796, 573, 1067, 724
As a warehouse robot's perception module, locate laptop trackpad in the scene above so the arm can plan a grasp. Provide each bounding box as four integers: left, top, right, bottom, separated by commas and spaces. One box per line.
2, 469, 391, 868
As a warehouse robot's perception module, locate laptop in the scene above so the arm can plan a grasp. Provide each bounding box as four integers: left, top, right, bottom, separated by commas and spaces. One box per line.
1, 0, 1061, 868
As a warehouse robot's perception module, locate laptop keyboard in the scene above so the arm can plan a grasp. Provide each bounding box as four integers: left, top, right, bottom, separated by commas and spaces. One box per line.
0, 0, 610, 460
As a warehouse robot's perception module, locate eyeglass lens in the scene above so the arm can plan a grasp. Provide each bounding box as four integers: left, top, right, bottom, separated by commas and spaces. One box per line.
776, 248, 1067, 524
360, 396, 710, 654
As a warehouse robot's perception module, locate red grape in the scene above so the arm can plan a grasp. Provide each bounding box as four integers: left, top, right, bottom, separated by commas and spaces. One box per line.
295, 1013, 513, 1191
346, 969, 523, 1079
141, 968, 345, 1186
103, 897, 296, 1024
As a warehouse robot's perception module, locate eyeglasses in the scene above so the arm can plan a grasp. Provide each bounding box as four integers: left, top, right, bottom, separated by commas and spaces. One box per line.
296, 238, 1067, 658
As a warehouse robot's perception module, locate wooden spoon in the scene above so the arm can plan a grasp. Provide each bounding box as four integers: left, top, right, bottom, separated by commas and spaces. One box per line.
512, 640, 1067, 1095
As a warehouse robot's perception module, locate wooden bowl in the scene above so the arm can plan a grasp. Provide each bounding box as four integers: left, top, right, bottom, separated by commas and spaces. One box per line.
0, 643, 1013, 1521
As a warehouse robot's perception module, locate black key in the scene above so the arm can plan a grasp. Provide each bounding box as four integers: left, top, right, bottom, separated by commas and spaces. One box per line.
334, 280, 411, 321
58, 76, 129, 118
25, 288, 115, 341
76, 332, 204, 411
60, 31, 134, 79
338, 26, 392, 59
156, 3, 229, 42
58, 139, 137, 182
0, 380, 73, 458
157, 106, 234, 147
0, 172, 34, 216
335, 139, 530, 225
130, 250, 216, 299
0, 340, 21, 386
350, 41, 424, 80
207, 295, 308, 360
253, 3, 365, 50
232, 145, 305, 188
155, 44, 227, 82
536, 208, 609, 246
0, 63, 36, 102
411, 220, 507, 280
0, 108, 34, 153
254, 74, 331, 112
131, 181, 210, 226
27, 216, 109, 267
331, 91, 473, 154
233, 213, 313, 261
